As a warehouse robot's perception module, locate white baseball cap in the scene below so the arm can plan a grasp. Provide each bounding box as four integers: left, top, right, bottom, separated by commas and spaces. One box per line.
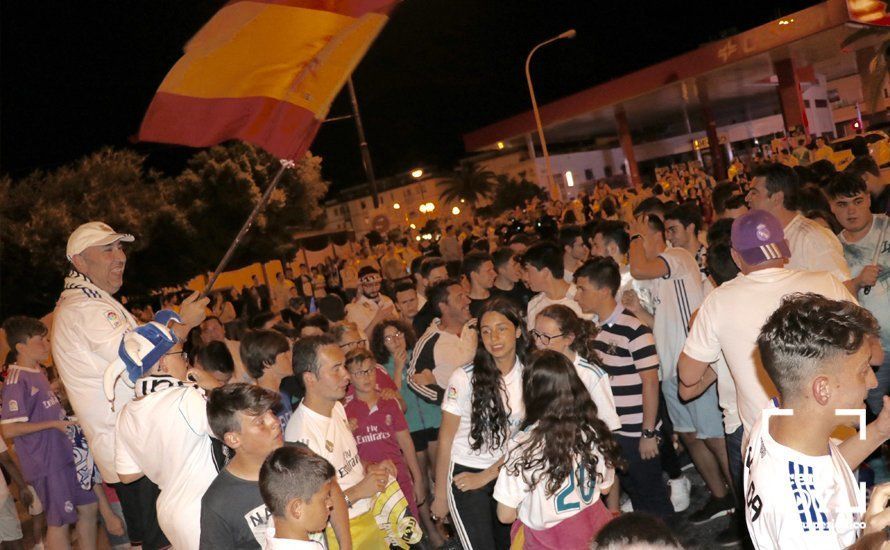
66, 221, 135, 261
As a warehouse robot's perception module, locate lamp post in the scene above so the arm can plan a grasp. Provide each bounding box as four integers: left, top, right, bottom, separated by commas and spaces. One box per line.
525, 29, 576, 201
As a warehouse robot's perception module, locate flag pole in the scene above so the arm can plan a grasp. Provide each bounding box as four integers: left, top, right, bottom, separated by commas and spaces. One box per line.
202, 158, 296, 296
347, 77, 380, 208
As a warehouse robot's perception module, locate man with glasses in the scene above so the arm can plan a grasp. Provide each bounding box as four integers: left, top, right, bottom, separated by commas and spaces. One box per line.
112, 312, 224, 549
345, 266, 397, 337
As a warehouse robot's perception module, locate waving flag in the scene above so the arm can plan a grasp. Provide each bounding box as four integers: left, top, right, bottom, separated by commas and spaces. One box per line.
138, 0, 396, 159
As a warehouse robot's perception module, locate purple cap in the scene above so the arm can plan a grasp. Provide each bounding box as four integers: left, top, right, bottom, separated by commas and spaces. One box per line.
730, 210, 791, 265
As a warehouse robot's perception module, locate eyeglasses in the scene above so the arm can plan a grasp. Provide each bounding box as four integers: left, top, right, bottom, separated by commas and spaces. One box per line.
164, 350, 187, 361
349, 367, 374, 378
383, 331, 404, 343
529, 329, 565, 346
339, 339, 367, 350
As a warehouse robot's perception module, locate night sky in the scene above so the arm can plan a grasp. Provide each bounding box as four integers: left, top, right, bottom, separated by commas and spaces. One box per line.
2, 0, 820, 193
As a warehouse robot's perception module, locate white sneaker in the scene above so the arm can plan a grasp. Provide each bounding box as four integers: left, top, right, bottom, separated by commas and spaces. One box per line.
669, 476, 691, 512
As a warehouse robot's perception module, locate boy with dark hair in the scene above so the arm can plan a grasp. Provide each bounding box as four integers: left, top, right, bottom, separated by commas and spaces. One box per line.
490, 248, 534, 310
558, 224, 589, 283
393, 281, 420, 324
240, 329, 294, 428
412, 257, 450, 336
201, 383, 284, 549
522, 240, 586, 328
259, 446, 335, 549
827, 172, 889, 414
298, 314, 330, 338
845, 154, 889, 214
572, 259, 674, 518
746, 293, 890, 548
460, 252, 496, 318
626, 213, 733, 522
663, 203, 706, 273
194, 340, 236, 384
1, 316, 99, 549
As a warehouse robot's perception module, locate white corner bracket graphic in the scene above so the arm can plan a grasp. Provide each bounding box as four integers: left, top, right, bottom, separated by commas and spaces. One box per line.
835, 409, 868, 441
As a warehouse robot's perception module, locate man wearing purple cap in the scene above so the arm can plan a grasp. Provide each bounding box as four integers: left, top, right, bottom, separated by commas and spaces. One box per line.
51, 221, 209, 549
678, 209, 855, 451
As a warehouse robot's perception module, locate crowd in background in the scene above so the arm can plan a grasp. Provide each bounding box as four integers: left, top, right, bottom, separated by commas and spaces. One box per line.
0, 132, 888, 550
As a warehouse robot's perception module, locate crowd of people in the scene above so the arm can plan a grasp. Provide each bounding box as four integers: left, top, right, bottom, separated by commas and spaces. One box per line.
0, 142, 888, 550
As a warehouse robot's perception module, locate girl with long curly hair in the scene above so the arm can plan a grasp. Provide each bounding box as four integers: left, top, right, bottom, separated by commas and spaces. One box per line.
494, 350, 623, 548
531, 304, 622, 432
431, 298, 529, 550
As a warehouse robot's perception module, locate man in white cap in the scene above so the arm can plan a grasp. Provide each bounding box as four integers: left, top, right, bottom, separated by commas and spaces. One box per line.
51, 221, 208, 549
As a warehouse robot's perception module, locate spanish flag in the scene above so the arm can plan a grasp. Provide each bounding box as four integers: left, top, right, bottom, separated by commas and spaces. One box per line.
138, 0, 396, 159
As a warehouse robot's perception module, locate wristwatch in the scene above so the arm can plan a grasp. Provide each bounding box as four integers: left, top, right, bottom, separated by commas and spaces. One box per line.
343, 493, 353, 509
641, 429, 658, 439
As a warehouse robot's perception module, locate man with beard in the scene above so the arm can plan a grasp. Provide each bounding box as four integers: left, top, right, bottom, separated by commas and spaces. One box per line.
344, 266, 396, 336
52, 221, 208, 549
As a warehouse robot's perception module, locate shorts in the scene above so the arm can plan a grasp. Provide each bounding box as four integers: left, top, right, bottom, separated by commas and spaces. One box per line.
325, 508, 388, 550
30, 463, 98, 527
0, 495, 22, 542
661, 377, 724, 440
410, 427, 439, 452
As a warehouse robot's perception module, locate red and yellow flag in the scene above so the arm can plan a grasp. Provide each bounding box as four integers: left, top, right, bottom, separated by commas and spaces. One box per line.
138, 0, 396, 159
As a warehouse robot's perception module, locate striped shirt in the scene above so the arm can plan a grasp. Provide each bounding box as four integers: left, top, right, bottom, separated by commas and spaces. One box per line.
592, 305, 660, 437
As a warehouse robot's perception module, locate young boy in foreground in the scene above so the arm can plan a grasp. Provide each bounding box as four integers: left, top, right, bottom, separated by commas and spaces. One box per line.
259, 445, 335, 549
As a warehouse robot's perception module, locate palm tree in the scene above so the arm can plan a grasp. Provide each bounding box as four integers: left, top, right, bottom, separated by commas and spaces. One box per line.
437, 163, 496, 210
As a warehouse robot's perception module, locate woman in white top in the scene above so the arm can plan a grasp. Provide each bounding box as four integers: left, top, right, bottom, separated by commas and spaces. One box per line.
531, 304, 622, 432
431, 298, 528, 550
494, 350, 622, 549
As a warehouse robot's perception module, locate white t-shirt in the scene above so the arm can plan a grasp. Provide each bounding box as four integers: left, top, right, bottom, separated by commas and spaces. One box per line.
52, 272, 140, 483
264, 518, 325, 549
345, 294, 396, 336
441, 358, 525, 469
526, 284, 590, 330
572, 355, 622, 432
494, 425, 614, 530
701, 279, 741, 435
785, 213, 852, 284
115, 382, 218, 550
744, 402, 862, 549
651, 247, 704, 379
284, 402, 370, 518
683, 268, 855, 437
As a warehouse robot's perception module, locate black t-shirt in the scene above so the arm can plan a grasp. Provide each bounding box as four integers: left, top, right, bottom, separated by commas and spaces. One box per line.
489, 282, 535, 310
199, 468, 270, 549
413, 301, 436, 337
469, 297, 487, 319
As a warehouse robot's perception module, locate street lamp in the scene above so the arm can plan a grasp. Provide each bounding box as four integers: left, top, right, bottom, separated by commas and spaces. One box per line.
393, 202, 401, 210
411, 168, 424, 178
525, 29, 576, 201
